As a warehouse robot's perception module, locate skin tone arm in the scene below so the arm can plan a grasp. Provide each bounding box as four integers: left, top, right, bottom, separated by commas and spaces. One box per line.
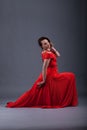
51, 46, 60, 57
49, 42, 60, 57
37, 59, 51, 87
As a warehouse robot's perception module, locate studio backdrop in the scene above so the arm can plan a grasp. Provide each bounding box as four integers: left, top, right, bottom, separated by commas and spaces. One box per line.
0, 0, 86, 98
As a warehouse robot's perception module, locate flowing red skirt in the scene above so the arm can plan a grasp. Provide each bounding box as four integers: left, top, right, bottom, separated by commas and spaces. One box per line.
6, 71, 78, 108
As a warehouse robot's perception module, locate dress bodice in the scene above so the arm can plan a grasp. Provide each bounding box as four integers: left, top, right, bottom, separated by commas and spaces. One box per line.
41, 51, 58, 75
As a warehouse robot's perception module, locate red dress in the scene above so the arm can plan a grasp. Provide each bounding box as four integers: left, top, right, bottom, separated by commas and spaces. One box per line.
6, 51, 78, 108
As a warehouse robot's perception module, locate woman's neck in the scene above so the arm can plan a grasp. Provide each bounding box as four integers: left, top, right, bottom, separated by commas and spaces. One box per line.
42, 49, 51, 54
43, 48, 51, 51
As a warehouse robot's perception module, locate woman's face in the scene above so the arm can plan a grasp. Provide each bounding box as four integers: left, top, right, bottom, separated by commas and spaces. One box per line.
41, 39, 51, 50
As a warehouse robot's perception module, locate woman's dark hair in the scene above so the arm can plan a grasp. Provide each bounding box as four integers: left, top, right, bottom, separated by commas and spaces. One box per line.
38, 37, 52, 49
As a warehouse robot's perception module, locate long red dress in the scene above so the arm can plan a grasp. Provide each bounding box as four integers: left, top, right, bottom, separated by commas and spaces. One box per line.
6, 51, 78, 108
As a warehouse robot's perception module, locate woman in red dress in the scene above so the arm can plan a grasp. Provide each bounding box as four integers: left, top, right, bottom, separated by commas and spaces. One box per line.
6, 37, 78, 108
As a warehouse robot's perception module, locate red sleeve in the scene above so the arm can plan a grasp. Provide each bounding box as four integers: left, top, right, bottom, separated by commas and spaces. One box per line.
42, 52, 53, 60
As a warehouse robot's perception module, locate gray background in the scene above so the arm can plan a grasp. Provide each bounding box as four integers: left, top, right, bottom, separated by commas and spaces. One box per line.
0, 0, 87, 98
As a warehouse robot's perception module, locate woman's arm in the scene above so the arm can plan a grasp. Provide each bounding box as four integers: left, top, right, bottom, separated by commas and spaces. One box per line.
42, 59, 51, 81
51, 46, 60, 57
37, 59, 51, 87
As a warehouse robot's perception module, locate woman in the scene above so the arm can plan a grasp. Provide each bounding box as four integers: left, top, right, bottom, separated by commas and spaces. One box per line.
6, 37, 78, 108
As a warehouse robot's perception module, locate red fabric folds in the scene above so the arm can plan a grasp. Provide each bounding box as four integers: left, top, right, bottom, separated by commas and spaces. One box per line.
6, 51, 78, 108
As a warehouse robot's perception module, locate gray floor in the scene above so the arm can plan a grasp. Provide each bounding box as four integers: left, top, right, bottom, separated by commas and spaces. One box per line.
0, 97, 87, 130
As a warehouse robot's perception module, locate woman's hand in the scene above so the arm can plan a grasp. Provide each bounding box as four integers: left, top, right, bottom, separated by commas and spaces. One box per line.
37, 80, 45, 88
51, 46, 60, 57
51, 46, 57, 52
